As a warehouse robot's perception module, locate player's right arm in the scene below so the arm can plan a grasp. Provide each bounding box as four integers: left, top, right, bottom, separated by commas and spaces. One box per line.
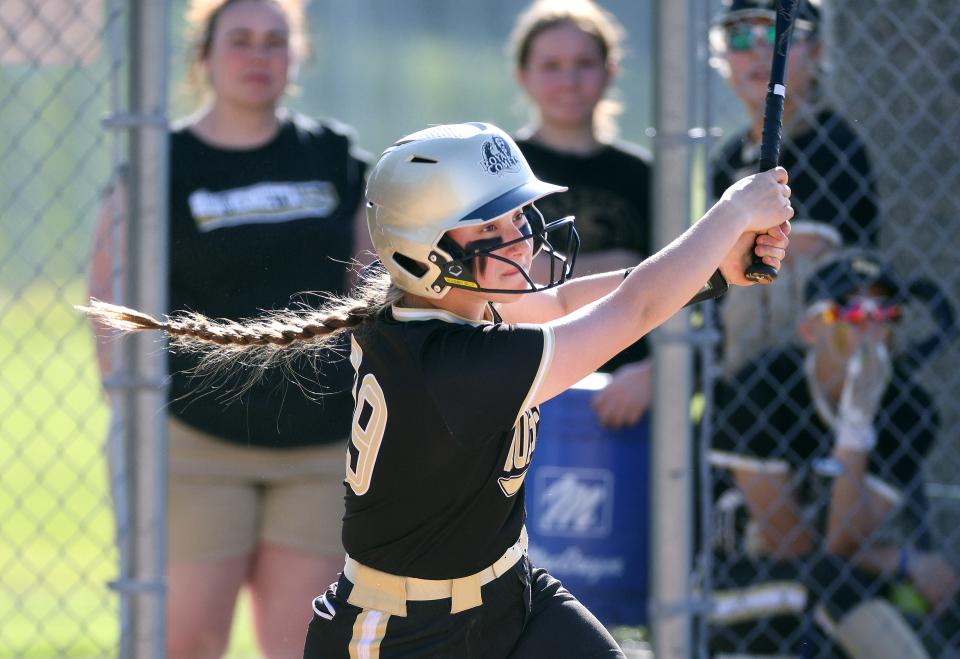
527, 168, 792, 406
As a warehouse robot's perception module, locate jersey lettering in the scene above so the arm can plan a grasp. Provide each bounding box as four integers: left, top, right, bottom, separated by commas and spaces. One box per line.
346, 336, 388, 496
499, 408, 539, 497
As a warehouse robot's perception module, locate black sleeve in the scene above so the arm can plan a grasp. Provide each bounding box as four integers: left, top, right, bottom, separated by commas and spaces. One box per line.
298, 115, 369, 205
712, 371, 789, 473
420, 323, 552, 444
872, 376, 938, 490
710, 350, 808, 473
819, 117, 879, 247
339, 128, 370, 189
843, 136, 879, 246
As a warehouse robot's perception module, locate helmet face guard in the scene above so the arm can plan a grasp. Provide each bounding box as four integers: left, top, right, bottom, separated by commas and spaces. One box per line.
433, 205, 579, 295
365, 122, 581, 299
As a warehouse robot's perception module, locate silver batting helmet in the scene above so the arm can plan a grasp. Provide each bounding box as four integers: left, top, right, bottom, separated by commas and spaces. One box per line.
365, 122, 579, 299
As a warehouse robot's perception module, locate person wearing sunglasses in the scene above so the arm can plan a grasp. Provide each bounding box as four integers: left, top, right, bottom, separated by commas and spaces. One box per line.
706, 0, 885, 493
708, 0, 878, 249
708, 249, 960, 657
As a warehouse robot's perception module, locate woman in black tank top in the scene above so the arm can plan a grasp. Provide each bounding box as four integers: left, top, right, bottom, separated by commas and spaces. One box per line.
510, 1, 655, 431
87, 2, 369, 657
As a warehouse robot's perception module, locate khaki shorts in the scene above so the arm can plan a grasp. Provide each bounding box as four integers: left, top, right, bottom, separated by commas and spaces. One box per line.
167, 416, 347, 562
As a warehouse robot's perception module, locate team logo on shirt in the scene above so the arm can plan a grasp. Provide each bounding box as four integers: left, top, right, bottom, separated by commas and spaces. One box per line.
188, 181, 339, 232
479, 136, 521, 177
498, 407, 540, 497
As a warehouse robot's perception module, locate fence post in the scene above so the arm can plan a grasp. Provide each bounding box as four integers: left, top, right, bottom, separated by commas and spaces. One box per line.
118, 1, 169, 657
651, 0, 696, 656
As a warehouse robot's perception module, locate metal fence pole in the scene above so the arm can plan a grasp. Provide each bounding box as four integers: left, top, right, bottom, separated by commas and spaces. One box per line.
650, 0, 696, 656
116, 1, 169, 656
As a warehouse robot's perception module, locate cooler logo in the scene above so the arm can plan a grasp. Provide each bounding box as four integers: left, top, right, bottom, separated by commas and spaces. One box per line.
533, 467, 613, 538
479, 136, 521, 176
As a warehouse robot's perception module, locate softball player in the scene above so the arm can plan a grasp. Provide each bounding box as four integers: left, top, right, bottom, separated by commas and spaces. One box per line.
83, 122, 792, 657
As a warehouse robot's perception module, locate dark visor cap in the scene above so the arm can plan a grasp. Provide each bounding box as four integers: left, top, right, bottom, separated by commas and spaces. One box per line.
804, 249, 906, 306
712, 0, 820, 32
458, 179, 566, 224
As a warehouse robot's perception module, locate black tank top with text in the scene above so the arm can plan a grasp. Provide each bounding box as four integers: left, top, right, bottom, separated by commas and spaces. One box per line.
515, 138, 653, 371
167, 114, 367, 447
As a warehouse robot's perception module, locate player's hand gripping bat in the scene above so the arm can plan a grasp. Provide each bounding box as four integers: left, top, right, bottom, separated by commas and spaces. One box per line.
744, 0, 802, 283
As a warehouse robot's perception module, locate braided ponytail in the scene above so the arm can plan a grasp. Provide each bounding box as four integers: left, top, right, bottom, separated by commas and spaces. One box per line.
79, 267, 401, 373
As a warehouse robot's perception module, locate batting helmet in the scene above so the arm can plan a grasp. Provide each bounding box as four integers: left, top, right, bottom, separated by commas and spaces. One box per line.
365, 122, 579, 299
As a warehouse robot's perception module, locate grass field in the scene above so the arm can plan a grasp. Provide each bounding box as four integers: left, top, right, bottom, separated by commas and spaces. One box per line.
0, 281, 258, 658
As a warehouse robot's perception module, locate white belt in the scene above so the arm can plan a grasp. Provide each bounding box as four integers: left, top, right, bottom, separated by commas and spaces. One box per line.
343, 527, 528, 617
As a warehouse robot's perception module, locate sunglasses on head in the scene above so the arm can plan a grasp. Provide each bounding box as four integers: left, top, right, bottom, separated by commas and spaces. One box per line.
820, 299, 902, 325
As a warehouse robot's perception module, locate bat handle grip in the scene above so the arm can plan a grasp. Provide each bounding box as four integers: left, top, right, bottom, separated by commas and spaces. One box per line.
744, 88, 787, 284
745, 161, 780, 282
745, 258, 779, 283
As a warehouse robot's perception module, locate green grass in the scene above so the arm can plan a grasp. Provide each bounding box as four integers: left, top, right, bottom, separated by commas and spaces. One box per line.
1, 281, 115, 657
1, 281, 259, 658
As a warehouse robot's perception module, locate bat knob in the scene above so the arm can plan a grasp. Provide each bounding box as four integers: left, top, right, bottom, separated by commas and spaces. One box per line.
745, 261, 778, 284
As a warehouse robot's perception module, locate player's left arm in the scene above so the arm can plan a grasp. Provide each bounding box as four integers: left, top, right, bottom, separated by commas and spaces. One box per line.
501, 261, 732, 324
499, 269, 627, 324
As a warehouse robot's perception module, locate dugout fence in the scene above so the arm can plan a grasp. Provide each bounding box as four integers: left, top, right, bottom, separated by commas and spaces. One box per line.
698, 0, 960, 657
2, 1, 169, 657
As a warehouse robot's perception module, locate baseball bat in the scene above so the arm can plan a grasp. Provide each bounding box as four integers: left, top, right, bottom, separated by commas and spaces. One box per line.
744, 0, 802, 283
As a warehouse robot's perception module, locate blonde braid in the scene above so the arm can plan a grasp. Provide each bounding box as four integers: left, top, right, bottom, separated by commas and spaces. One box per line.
78, 268, 402, 369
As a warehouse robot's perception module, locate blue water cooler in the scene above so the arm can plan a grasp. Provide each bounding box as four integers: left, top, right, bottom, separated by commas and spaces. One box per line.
526, 374, 650, 626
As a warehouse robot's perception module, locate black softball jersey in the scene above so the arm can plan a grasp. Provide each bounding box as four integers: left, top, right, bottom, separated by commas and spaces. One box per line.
342, 305, 555, 579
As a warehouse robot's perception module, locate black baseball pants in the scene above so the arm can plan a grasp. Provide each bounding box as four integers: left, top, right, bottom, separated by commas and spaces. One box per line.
303, 555, 625, 658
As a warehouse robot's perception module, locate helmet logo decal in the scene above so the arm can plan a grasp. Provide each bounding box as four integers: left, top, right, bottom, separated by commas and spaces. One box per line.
851, 256, 880, 277
479, 136, 521, 176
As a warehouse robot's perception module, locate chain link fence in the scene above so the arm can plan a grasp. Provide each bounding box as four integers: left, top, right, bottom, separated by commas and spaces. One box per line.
701, 0, 960, 657
4, 1, 657, 656
1, 1, 122, 656
5, 0, 958, 657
